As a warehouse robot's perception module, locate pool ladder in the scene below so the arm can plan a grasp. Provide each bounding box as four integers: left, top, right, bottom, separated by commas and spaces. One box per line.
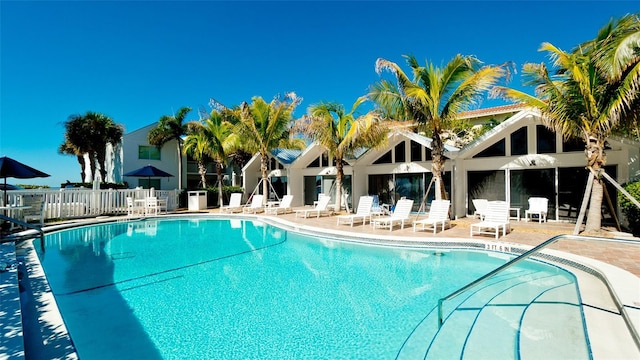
437, 234, 640, 351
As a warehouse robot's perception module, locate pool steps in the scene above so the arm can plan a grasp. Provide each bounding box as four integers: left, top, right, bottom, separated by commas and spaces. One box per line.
397, 271, 589, 359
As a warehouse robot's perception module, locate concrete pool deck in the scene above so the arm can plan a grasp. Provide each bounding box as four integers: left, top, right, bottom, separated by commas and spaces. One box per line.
2, 209, 639, 359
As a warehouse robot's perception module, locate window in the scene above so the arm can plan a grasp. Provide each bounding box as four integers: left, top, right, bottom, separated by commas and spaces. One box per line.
510, 127, 528, 155
425, 147, 433, 161
410, 141, 422, 162
536, 125, 556, 154
473, 139, 505, 158
373, 150, 393, 164
395, 142, 406, 163
138, 146, 161, 160
138, 178, 161, 189
307, 156, 320, 168
562, 137, 584, 152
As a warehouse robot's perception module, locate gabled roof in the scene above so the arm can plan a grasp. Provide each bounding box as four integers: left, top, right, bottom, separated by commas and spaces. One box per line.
241, 148, 303, 172
398, 130, 460, 154
457, 103, 526, 120
271, 148, 303, 165
455, 107, 540, 158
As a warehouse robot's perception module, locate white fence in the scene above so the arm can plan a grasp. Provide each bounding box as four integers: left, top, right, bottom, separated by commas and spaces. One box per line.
2, 188, 181, 221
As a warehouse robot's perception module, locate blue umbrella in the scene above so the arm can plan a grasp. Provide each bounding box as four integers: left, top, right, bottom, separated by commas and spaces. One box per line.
0, 156, 50, 205
124, 165, 173, 188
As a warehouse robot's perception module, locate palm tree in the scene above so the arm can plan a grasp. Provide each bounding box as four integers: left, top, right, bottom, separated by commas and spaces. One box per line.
493, 15, 639, 232
293, 97, 388, 210
370, 54, 510, 200
84, 112, 124, 181
148, 107, 192, 190
58, 139, 87, 182
588, 13, 640, 140
184, 110, 234, 206
61, 112, 123, 182
232, 93, 305, 204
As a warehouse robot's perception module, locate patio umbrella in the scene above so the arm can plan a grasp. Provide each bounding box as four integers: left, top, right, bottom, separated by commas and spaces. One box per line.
124, 165, 173, 188
0, 156, 50, 205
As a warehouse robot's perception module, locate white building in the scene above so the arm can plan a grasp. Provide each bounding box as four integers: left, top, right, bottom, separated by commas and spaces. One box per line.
241, 105, 640, 223
121, 106, 639, 224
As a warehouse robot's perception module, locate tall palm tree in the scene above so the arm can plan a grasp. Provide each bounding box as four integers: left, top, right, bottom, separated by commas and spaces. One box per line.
148, 107, 192, 190
61, 112, 123, 182
232, 93, 305, 204
370, 54, 510, 200
587, 13, 640, 140
293, 97, 388, 210
493, 15, 639, 232
84, 112, 124, 181
184, 110, 234, 206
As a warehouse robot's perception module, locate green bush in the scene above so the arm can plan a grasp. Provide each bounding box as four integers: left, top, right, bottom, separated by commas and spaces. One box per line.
619, 181, 640, 235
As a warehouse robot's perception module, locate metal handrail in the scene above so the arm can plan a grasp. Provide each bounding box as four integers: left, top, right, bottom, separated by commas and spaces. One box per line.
436, 234, 640, 351
0, 214, 44, 243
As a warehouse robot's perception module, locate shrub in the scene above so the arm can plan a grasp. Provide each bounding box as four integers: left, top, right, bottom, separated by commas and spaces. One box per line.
618, 181, 640, 235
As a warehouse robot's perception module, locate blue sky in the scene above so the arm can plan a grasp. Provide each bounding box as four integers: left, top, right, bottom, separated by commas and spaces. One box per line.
1, 1, 637, 187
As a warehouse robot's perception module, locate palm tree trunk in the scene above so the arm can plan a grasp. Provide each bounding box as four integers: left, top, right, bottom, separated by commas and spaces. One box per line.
177, 142, 183, 190
584, 137, 606, 232
198, 162, 207, 188
431, 132, 448, 200
261, 153, 269, 205
217, 163, 224, 208
77, 155, 86, 182
585, 176, 604, 232
96, 147, 107, 181
335, 160, 344, 212
88, 154, 97, 183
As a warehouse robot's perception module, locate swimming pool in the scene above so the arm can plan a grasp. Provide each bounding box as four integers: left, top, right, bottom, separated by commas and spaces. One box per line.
34, 217, 590, 359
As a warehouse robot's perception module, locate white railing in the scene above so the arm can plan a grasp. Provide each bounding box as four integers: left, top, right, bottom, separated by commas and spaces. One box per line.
2, 188, 181, 221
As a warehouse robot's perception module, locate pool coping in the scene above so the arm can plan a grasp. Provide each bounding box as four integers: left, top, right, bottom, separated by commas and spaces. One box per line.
5, 213, 640, 359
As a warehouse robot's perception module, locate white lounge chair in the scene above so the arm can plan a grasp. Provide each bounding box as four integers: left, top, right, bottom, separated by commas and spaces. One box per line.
294, 195, 332, 218
242, 194, 264, 214
470, 200, 510, 239
265, 195, 294, 215
525, 197, 548, 223
336, 195, 373, 227
220, 193, 243, 213
371, 199, 414, 231
413, 200, 451, 233
472, 199, 489, 220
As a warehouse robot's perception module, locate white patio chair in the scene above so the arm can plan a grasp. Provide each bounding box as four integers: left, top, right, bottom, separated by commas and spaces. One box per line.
413, 200, 451, 233
242, 194, 264, 214
220, 193, 243, 213
21, 194, 46, 226
294, 195, 332, 218
145, 196, 159, 216
126, 197, 144, 217
470, 200, 510, 239
472, 199, 489, 220
265, 195, 294, 215
336, 195, 374, 227
525, 197, 549, 223
371, 199, 414, 231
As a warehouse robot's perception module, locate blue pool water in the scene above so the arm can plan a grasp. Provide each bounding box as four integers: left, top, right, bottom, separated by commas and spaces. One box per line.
35, 218, 590, 359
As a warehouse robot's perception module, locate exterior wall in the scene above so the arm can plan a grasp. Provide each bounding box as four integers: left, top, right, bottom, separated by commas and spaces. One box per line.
121, 123, 183, 190
452, 109, 638, 222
